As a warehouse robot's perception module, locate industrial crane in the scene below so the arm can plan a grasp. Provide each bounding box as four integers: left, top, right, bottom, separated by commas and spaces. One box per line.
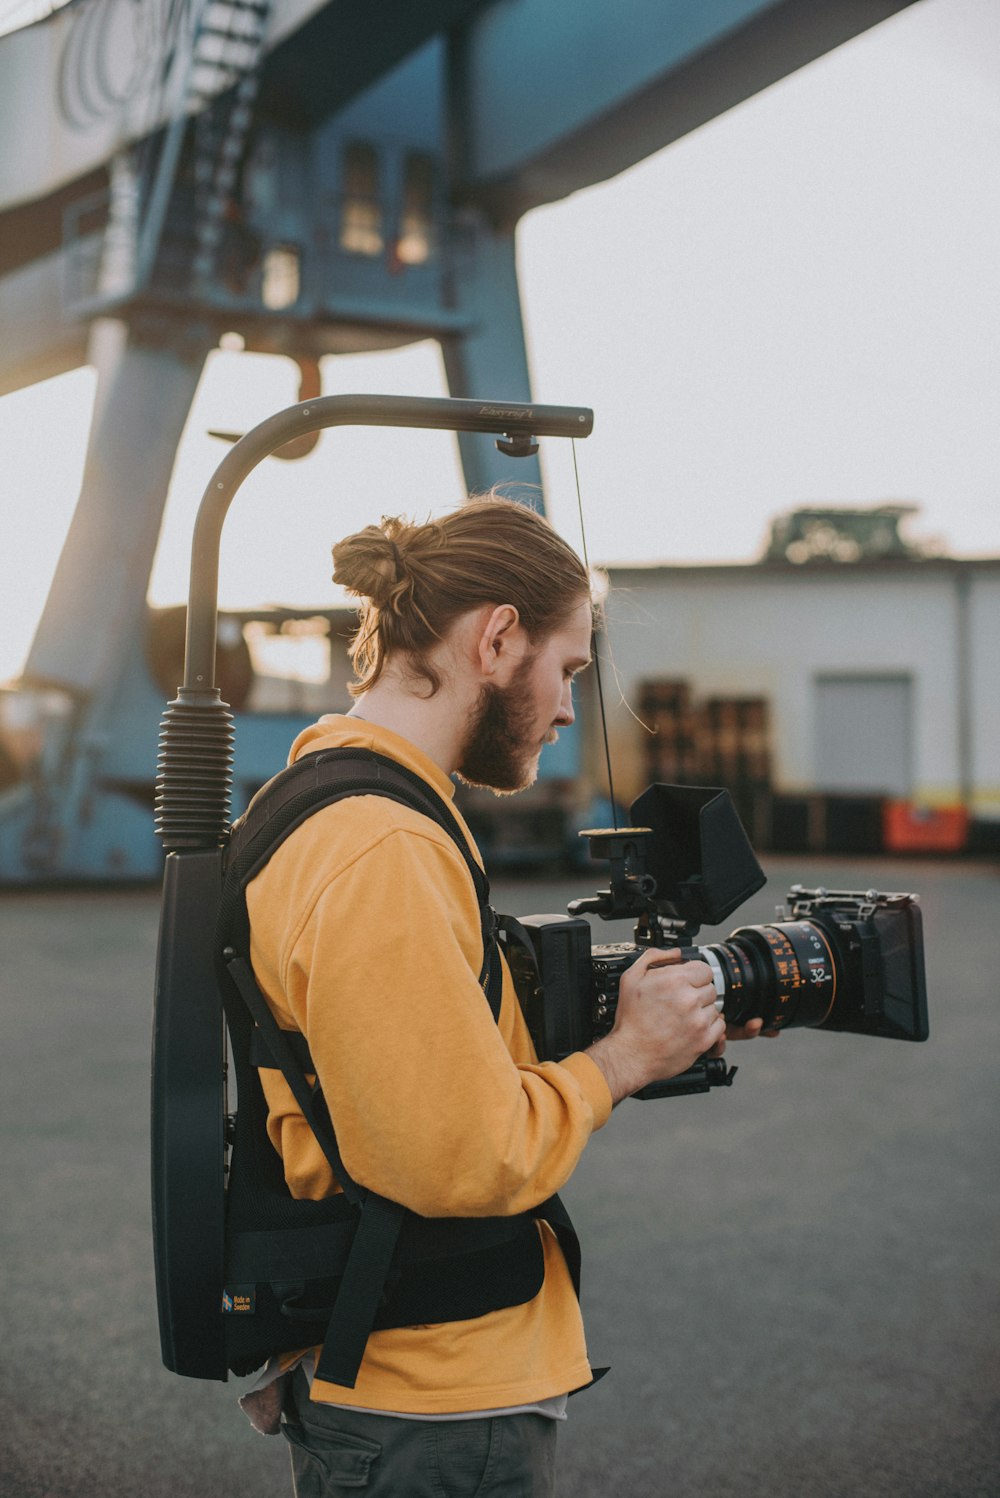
0, 0, 915, 880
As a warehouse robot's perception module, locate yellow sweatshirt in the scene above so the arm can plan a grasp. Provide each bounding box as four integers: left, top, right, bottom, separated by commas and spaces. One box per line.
246, 715, 613, 1413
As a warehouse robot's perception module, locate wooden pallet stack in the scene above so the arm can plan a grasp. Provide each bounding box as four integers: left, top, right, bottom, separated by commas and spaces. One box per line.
638, 679, 701, 785
638, 680, 772, 843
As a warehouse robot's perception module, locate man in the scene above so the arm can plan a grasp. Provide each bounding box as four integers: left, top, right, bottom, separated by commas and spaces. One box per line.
241, 497, 766, 1495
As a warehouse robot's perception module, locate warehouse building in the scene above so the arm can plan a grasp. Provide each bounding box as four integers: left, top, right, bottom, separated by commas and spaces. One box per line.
598, 553, 1000, 857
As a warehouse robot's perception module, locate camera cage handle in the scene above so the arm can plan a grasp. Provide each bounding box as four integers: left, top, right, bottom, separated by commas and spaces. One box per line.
568, 826, 660, 924
568, 826, 716, 944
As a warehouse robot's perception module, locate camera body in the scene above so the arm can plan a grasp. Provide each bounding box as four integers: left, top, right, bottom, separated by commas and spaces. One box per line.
504, 784, 929, 1100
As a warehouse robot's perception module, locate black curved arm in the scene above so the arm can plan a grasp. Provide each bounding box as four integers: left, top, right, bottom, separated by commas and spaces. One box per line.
183, 394, 593, 690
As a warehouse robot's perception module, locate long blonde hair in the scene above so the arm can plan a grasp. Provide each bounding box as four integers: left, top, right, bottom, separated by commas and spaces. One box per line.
332, 495, 590, 696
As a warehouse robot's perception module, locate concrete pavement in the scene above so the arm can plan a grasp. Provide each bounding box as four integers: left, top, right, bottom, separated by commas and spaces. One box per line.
1, 854, 997, 1496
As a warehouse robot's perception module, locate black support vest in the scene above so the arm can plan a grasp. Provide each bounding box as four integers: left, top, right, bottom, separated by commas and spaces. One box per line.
217, 747, 582, 1388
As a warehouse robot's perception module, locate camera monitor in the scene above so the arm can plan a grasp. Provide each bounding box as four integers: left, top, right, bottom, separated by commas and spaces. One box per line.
630, 783, 767, 928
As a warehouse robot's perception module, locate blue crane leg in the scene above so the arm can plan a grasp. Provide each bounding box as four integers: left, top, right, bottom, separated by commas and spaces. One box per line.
439, 223, 544, 509
0, 323, 211, 881
25, 325, 210, 694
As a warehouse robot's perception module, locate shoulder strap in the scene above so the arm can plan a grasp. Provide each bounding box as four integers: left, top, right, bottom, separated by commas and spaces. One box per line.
220, 748, 502, 1020
227, 747, 482, 898
224, 948, 362, 1205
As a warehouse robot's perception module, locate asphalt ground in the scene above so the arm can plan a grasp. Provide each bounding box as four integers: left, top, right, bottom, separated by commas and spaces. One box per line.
2, 854, 998, 1497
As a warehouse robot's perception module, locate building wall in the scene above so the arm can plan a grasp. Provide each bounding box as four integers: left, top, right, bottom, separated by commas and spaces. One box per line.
601, 560, 1000, 819
968, 571, 1000, 820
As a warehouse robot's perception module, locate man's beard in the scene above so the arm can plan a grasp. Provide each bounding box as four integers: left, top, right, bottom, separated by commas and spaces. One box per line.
456, 657, 544, 795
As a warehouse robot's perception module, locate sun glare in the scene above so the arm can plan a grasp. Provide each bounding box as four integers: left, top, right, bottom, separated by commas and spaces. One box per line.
0, 368, 95, 683
0, 1, 72, 40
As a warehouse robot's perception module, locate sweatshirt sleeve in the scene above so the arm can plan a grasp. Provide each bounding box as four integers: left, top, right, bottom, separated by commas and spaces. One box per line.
259, 814, 610, 1218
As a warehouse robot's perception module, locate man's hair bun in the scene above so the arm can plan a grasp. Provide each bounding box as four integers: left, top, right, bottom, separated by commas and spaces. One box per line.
331, 520, 409, 610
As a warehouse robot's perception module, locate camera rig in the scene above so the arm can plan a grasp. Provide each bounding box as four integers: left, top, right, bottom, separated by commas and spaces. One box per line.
506, 783, 929, 1100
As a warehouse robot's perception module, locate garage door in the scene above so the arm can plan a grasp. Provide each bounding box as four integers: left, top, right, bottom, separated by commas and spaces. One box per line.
814, 673, 913, 796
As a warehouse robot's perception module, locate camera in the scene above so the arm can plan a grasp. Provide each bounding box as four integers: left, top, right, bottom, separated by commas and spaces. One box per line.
502, 784, 929, 1099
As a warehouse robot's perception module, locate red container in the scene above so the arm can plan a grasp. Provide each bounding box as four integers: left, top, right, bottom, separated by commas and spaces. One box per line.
883, 801, 969, 854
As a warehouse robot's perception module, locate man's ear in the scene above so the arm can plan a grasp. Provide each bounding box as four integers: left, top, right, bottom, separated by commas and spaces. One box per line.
477, 604, 524, 680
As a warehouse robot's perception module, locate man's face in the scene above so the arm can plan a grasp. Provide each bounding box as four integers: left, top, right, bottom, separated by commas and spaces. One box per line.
457, 598, 593, 794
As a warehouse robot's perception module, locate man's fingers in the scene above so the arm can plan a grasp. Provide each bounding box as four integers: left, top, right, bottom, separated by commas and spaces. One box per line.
643, 951, 715, 988
641, 948, 683, 969
724, 1018, 784, 1040
705, 1012, 727, 1056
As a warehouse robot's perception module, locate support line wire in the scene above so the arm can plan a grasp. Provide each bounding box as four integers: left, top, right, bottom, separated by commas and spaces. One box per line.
571, 438, 619, 829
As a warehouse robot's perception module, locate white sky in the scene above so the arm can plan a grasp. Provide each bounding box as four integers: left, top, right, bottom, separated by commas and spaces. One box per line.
1, 0, 998, 683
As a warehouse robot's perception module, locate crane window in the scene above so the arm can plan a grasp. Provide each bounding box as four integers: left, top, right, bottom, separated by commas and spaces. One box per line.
340, 143, 383, 256
261, 245, 301, 309
397, 153, 434, 266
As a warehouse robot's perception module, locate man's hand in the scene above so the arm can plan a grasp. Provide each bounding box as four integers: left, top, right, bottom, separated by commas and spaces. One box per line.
726, 1017, 782, 1041
584, 948, 726, 1106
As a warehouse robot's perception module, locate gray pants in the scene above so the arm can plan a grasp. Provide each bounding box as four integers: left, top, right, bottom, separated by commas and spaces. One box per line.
282, 1368, 558, 1497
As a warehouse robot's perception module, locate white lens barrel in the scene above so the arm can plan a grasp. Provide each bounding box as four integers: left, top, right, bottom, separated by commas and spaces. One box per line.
699, 949, 727, 1011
